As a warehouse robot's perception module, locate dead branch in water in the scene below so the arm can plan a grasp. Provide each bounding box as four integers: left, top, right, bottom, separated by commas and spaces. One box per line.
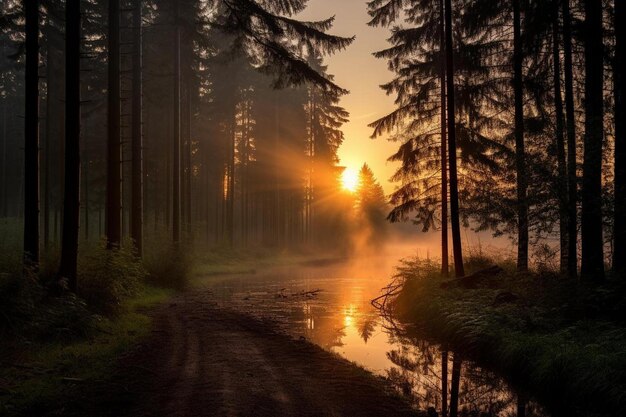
291, 289, 322, 298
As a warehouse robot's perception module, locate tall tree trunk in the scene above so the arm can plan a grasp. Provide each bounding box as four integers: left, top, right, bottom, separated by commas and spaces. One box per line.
449, 355, 461, 417
563, 0, 577, 278
131, 0, 144, 256
106, 0, 121, 248
441, 350, 448, 417
440, 0, 449, 278
1, 89, 6, 219
58, 0, 80, 292
614, 0, 626, 277
183, 79, 192, 240
172, 0, 181, 246
84, 159, 89, 240
44, 40, 52, 251
444, 0, 464, 277
553, 3, 568, 274
580, 0, 605, 281
24, 0, 40, 269
513, 0, 528, 272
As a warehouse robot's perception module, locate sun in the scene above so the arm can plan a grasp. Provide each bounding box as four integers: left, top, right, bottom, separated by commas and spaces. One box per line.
341, 168, 359, 192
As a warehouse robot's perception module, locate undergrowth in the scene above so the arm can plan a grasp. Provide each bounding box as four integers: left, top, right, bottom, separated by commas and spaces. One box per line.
0, 239, 180, 417
391, 256, 626, 417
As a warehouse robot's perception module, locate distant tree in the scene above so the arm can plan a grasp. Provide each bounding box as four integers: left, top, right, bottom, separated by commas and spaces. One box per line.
58, 0, 80, 291
172, 0, 181, 246
355, 163, 387, 243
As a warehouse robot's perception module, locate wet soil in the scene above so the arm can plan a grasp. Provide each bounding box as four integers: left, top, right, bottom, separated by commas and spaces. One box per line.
89, 289, 418, 417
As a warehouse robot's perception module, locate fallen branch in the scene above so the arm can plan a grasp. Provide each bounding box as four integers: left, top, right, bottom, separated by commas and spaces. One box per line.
291, 289, 322, 298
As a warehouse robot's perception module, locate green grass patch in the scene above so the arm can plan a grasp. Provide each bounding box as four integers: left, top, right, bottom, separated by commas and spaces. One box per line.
0, 284, 171, 417
191, 247, 340, 284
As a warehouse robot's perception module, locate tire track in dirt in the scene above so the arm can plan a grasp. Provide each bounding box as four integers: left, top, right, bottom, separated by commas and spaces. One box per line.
116, 290, 419, 417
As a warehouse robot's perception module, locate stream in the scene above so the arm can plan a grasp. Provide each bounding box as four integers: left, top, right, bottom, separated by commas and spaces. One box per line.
206, 257, 549, 417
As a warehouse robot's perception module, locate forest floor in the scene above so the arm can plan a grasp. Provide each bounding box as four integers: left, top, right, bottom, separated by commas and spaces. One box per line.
61, 288, 417, 417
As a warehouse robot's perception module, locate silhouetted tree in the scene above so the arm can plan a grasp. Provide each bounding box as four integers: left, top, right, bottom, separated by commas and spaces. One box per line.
106, 0, 121, 249
563, 0, 578, 278
614, 0, 626, 278
580, 0, 605, 281
58, 0, 80, 291
23, 0, 40, 269
513, 0, 528, 272
131, 0, 143, 256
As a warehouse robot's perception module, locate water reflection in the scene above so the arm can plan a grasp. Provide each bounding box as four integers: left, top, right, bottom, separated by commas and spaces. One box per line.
207, 259, 548, 417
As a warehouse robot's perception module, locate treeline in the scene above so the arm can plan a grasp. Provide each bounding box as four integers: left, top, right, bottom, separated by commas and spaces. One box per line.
369, 0, 624, 280
0, 0, 356, 288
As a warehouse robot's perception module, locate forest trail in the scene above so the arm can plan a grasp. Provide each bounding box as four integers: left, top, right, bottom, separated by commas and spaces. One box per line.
108, 289, 417, 417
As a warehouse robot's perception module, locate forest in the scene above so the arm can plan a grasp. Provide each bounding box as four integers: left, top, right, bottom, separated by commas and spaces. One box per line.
0, 0, 625, 416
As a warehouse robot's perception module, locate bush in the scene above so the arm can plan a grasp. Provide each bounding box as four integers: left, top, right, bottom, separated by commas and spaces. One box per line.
143, 243, 191, 289
77, 241, 146, 315
0, 268, 95, 341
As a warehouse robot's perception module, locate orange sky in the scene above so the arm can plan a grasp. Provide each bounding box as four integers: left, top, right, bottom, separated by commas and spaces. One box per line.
298, 0, 399, 193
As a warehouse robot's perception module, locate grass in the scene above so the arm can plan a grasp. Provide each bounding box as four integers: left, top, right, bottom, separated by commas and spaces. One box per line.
0, 285, 172, 417
391, 256, 626, 417
0, 238, 331, 415
191, 246, 342, 283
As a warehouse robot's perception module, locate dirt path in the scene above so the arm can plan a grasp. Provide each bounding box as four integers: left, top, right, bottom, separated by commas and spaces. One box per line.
106, 289, 418, 417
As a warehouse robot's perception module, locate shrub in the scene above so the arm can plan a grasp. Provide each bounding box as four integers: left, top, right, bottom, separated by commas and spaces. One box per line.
143, 243, 191, 289
77, 241, 146, 315
0, 267, 95, 341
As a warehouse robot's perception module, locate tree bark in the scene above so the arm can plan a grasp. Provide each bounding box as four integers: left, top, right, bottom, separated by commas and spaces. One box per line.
513, 0, 528, 272
24, 0, 40, 269
58, 0, 81, 292
614, 0, 626, 277
553, 2, 568, 274
106, 0, 122, 249
580, 0, 605, 281
131, 0, 144, 256
562, 0, 577, 278
444, 0, 464, 278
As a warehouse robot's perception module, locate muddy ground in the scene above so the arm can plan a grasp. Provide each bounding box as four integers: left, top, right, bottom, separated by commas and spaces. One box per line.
68, 289, 418, 417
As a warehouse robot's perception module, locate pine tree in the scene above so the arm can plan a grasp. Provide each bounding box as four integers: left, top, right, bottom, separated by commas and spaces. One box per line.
614, 0, 626, 277
580, 0, 605, 281
130, 0, 143, 256
58, 0, 80, 291
23, 0, 40, 269
106, 0, 121, 249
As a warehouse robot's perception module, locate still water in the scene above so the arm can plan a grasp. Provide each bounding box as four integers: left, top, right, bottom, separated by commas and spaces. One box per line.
207, 256, 548, 417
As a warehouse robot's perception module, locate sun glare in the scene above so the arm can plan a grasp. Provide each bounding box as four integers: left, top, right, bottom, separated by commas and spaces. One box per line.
342, 168, 359, 192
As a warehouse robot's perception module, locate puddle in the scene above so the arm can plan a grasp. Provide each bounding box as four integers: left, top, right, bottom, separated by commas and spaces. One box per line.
207, 258, 549, 416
